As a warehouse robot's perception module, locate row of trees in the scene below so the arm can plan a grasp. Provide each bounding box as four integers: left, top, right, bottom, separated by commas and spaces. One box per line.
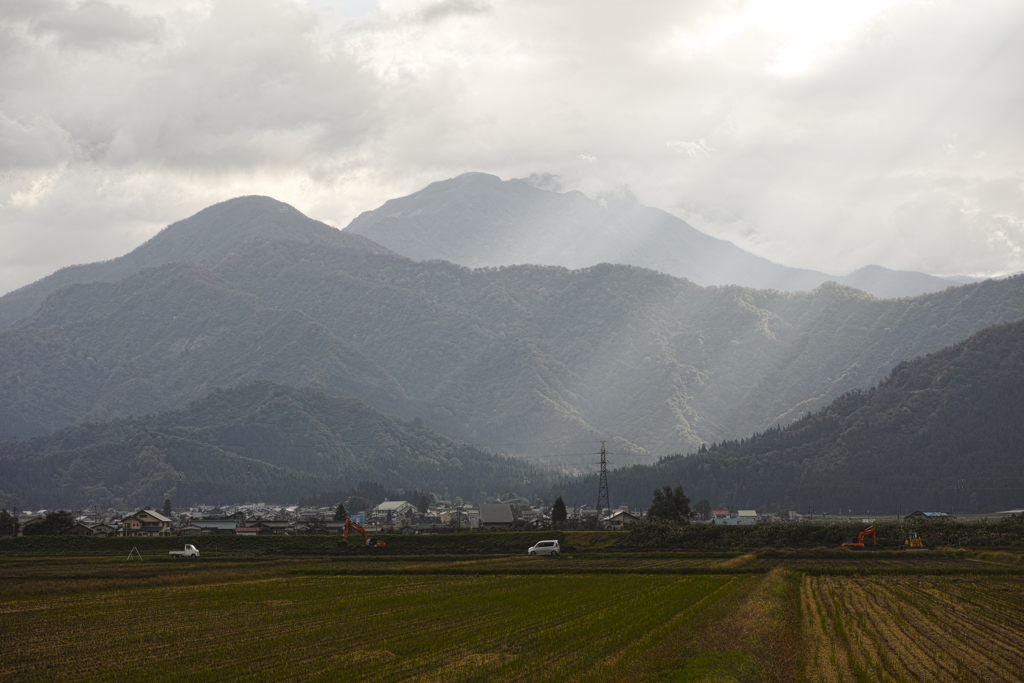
547, 486, 700, 527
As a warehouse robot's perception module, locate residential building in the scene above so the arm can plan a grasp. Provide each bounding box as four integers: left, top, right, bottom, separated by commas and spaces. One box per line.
123, 509, 173, 537
606, 510, 640, 530
478, 503, 515, 529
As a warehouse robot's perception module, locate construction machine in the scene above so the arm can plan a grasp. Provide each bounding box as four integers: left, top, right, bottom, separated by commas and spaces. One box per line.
842, 526, 877, 548
903, 530, 927, 550
341, 519, 386, 548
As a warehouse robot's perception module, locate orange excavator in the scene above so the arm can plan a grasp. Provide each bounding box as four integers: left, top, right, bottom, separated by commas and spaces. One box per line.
842, 526, 877, 548
342, 519, 385, 548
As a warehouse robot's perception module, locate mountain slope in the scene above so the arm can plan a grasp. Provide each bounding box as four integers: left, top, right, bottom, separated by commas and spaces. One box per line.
560, 319, 1024, 513
0, 196, 392, 330
0, 263, 407, 439
345, 173, 965, 298
0, 382, 545, 509
211, 237, 1024, 458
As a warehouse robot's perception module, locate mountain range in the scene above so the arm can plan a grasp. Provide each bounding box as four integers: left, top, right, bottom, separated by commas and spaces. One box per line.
346, 172, 976, 299
559, 318, 1024, 514
1, 181, 1021, 511
0, 382, 541, 509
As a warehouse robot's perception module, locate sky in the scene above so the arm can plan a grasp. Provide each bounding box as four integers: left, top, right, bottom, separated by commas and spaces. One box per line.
2, 0, 1023, 295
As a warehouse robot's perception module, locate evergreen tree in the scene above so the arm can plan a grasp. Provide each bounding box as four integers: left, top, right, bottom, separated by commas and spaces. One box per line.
23, 510, 75, 535
163, 498, 172, 518
551, 497, 568, 524
648, 486, 691, 524
334, 502, 347, 521
693, 499, 711, 521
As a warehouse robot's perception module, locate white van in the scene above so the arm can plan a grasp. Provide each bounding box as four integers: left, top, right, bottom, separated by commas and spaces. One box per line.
527, 540, 560, 556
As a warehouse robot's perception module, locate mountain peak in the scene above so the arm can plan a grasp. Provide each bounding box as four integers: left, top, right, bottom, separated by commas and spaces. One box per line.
0, 196, 392, 330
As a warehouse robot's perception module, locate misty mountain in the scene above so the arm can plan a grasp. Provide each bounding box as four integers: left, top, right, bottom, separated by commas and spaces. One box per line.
0, 196, 392, 330
5, 196, 1024, 468
0, 263, 407, 440
559, 319, 1024, 514
211, 233, 1024, 459
345, 172, 970, 299
0, 382, 545, 509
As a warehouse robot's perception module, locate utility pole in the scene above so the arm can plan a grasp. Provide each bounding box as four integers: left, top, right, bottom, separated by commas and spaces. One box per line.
596, 441, 610, 525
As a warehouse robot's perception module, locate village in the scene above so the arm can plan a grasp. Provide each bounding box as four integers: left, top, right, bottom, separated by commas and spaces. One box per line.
1, 497, 963, 538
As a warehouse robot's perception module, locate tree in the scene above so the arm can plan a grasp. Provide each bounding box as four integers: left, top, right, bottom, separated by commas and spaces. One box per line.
23, 510, 75, 535
0, 509, 12, 536
647, 486, 691, 524
417, 494, 430, 514
551, 497, 568, 524
693, 499, 712, 521
334, 502, 347, 521
163, 498, 172, 518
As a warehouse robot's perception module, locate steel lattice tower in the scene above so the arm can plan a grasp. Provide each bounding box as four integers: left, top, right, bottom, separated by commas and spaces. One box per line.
596, 441, 610, 522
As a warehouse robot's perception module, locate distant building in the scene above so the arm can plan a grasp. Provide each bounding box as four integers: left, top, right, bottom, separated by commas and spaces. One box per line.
478, 503, 515, 529
606, 510, 640, 530
904, 511, 953, 523
191, 519, 238, 535
372, 501, 414, 526
123, 509, 173, 537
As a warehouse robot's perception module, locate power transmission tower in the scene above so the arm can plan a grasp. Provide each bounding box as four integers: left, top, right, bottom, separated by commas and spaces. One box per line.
596, 441, 610, 524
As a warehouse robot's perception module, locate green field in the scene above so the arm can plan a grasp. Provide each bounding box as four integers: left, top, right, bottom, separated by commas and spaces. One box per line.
1, 548, 1022, 682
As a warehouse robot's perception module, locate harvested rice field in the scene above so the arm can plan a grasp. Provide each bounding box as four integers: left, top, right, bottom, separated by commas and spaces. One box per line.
803, 574, 1024, 683
2, 551, 1022, 682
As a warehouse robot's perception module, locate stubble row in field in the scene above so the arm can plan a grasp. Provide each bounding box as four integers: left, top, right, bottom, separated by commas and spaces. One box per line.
803, 573, 1024, 683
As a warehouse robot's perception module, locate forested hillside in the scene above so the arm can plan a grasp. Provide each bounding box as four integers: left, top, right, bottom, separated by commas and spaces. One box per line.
346, 172, 970, 298
212, 236, 1024, 457
0, 382, 544, 509
0, 263, 407, 439
3, 196, 1024, 468
560, 320, 1024, 513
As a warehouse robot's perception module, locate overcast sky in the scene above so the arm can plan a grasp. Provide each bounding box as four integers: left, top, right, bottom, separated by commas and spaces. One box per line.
2, 0, 1023, 295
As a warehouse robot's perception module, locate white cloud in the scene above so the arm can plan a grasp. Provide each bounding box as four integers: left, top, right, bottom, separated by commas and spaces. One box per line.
1, 0, 1024, 293
667, 139, 714, 159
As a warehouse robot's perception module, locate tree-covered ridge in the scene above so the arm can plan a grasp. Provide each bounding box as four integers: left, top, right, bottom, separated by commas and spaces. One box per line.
0, 262, 407, 439
560, 319, 1024, 513
0, 382, 546, 509
4, 197, 1024, 464
214, 237, 1024, 456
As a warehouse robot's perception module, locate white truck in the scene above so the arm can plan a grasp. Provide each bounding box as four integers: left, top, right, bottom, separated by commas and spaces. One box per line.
169, 544, 200, 558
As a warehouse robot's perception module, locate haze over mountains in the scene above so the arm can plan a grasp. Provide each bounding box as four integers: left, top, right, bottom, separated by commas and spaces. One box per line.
346, 173, 976, 299
1, 183, 1022, 510
563, 319, 1024, 514
0, 382, 539, 509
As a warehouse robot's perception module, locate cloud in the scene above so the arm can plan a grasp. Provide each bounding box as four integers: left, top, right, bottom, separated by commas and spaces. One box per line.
1, 0, 1023, 294
31, 1, 165, 49
667, 139, 714, 158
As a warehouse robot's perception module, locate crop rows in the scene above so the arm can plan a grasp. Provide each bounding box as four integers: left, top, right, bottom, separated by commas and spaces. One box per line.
803, 574, 1024, 682
0, 572, 739, 682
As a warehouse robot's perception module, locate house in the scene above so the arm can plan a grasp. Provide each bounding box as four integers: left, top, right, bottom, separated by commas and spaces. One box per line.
71, 522, 96, 536
478, 503, 515, 529
234, 526, 259, 536
256, 521, 293, 535
372, 501, 414, 526
191, 519, 239, 535
736, 510, 758, 526
90, 523, 118, 537
179, 524, 204, 536
904, 511, 953, 523
606, 510, 640, 530
711, 510, 729, 521
122, 509, 173, 537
